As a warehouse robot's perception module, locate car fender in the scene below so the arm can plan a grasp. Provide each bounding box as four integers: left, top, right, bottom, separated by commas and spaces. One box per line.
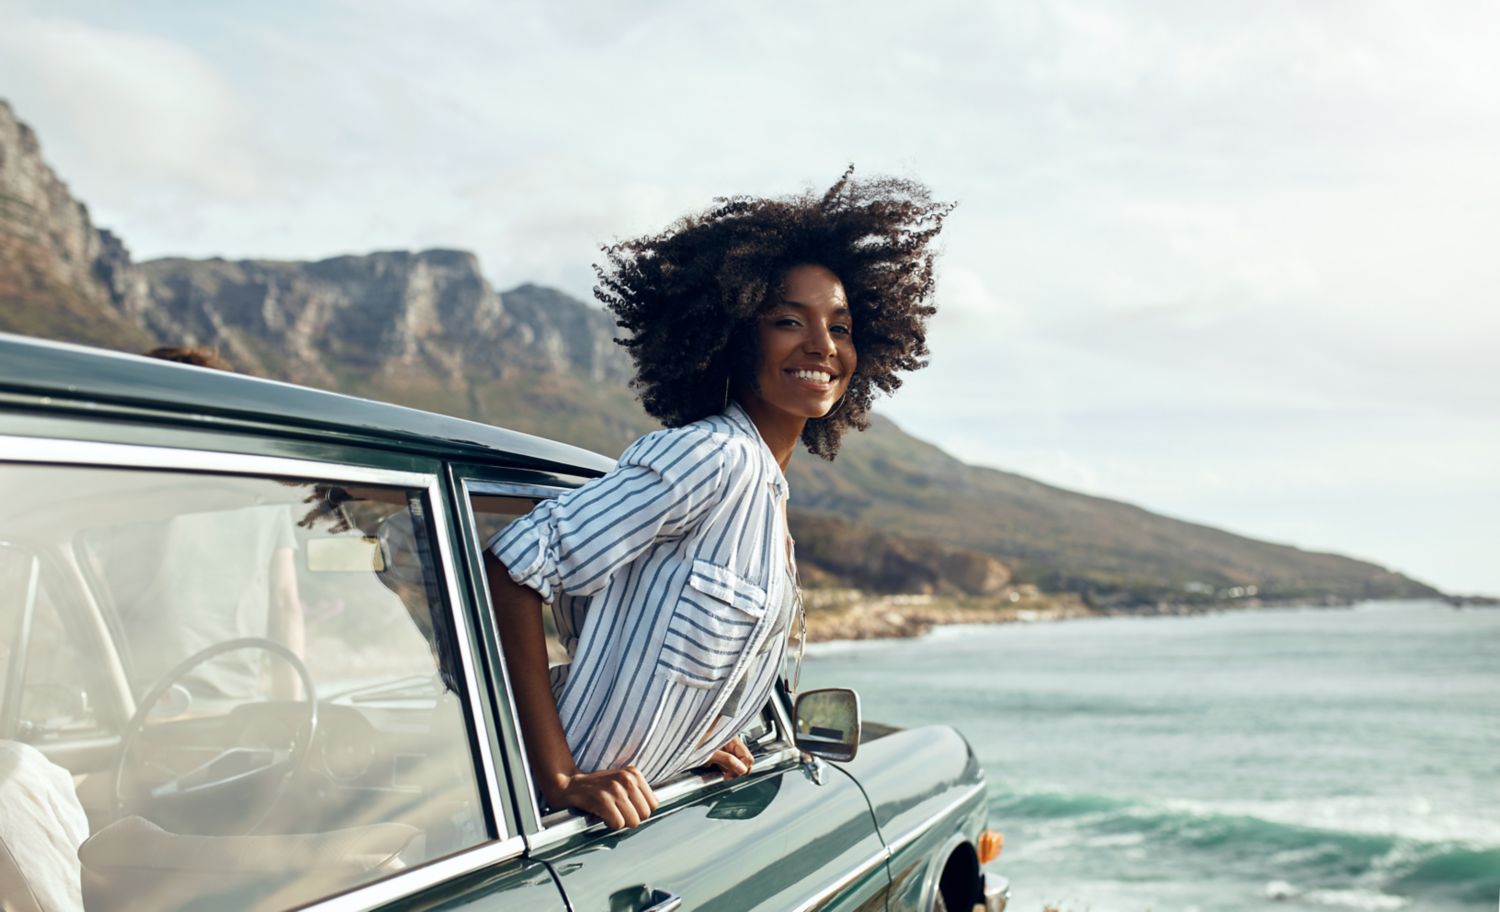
833, 724, 987, 911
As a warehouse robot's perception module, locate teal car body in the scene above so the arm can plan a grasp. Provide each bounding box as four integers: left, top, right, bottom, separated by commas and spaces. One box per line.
0, 333, 1006, 912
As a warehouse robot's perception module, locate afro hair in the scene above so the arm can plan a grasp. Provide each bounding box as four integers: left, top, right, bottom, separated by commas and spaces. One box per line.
595, 168, 953, 459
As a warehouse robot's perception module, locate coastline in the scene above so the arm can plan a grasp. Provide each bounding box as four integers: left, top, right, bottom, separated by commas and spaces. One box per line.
801, 587, 1091, 643
799, 588, 1489, 645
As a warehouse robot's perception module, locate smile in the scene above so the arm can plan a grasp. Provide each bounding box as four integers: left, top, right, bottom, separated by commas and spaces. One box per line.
787, 369, 835, 384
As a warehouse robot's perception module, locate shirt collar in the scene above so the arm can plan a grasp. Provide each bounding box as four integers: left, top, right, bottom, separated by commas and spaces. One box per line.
723, 401, 790, 498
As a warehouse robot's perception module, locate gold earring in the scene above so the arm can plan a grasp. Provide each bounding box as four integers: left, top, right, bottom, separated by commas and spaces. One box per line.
823, 376, 854, 418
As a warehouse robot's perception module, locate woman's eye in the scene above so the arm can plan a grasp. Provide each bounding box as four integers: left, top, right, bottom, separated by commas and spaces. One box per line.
832, 324, 852, 335
775, 318, 802, 328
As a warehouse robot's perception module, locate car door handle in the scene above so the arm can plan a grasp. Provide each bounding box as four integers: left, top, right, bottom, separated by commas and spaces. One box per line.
640, 888, 683, 912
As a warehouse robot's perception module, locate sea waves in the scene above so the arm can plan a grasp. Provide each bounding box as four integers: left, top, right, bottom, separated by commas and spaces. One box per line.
990, 788, 1500, 909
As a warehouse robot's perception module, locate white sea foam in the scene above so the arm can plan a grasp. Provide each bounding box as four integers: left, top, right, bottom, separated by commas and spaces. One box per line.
1303, 887, 1411, 911
1161, 795, 1500, 847
1263, 880, 1410, 911
1267, 844, 1341, 866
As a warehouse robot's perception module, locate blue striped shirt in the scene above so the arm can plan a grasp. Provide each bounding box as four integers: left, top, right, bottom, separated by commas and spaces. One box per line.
488, 402, 793, 784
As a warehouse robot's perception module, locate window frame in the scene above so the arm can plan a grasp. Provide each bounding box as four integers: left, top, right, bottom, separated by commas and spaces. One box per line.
0, 540, 125, 751
457, 473, 804, 849
0, 433, 528, 911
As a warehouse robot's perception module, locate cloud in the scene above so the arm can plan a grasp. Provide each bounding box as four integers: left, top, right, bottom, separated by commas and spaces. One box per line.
0, 16, 265, 206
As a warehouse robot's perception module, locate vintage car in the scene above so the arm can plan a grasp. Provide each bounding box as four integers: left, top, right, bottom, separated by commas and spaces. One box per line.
0, 332, 1008, 912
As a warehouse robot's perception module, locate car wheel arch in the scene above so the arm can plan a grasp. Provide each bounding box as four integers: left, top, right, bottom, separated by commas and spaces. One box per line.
920, 832, 979, 912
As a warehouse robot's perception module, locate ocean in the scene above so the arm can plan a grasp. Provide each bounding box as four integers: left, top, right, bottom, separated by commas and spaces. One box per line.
801, 600, 1499, 912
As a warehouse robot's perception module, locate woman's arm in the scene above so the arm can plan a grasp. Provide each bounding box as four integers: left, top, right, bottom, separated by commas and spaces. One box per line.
489, 427, 728, 604
484, 549, 659, 829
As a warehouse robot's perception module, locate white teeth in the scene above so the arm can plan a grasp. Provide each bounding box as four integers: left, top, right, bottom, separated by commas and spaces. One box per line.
792, 370, 832, 382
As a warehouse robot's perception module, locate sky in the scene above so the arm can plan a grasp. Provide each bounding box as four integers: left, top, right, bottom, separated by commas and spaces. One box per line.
3, 0, 1497, 593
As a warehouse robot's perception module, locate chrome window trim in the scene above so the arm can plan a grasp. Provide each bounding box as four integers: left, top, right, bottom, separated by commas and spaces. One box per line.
787, 842, 891, 912
459, 477, 574, 833
770, 680, 797, 745
527, 745, 805, 851
466, 479, 580, 502
0, 434, 432, 488
423, 483, 509, 839
0, 435, 528, 905
299, 834, 527, 912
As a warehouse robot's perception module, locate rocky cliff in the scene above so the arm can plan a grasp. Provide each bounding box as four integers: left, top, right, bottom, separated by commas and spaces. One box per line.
0, 100, 152, 349
136, 254, 631, 388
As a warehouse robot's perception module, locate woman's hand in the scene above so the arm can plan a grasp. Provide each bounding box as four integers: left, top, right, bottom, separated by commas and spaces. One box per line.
707, 737, 754, 780
546, 765, 659, 830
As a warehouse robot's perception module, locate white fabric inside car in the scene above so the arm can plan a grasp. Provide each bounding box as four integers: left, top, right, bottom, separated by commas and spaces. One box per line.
0, 740, 90, 912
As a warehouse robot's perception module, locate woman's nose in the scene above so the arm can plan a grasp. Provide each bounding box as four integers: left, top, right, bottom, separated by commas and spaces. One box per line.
803, 323, 835, 355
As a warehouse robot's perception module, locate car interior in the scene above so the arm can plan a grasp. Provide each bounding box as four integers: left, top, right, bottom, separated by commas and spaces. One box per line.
0, 464, 487, 912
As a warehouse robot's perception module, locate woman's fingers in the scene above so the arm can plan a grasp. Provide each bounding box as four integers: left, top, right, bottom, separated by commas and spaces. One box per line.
627, 781, 654, 820
561, 767, 656, 830
627, 766, 660, 814
584, 792, 627, 830
709, 748, 749, 779
617, 795, 643, 829
710, 737, 754, 779
609, 775, 645, 828
728, 737, 754, 771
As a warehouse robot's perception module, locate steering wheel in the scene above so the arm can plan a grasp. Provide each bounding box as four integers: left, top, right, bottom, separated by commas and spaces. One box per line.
111, 637, 317, 833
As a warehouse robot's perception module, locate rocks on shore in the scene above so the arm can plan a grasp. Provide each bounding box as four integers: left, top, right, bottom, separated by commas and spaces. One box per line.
802, 586, 1090, 643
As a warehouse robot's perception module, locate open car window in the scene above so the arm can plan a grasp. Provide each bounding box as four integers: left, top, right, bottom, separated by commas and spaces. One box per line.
466, 483, 796, 836
0, 461, 492, 911
468, 493, 572, 669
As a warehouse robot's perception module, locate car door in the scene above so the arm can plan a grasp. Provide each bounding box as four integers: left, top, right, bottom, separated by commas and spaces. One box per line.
0, 435, 569, 912
529, 714, 890, 912
453, 470, 891, 912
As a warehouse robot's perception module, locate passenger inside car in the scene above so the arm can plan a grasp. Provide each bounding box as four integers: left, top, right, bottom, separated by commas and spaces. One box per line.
84, 502, 306, 701
0, 740, 90, 912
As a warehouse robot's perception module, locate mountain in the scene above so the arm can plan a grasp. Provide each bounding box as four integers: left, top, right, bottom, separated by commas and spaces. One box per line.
786, 419, 1431, 606
0, 100, 153, 350
0, 99, 1441, 606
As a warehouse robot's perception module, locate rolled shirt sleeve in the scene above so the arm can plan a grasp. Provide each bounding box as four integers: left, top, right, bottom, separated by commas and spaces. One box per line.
487, 425, 728, 603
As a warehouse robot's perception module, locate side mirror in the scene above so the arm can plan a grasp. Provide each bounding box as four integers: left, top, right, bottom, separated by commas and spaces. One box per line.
793, 688, 861, 762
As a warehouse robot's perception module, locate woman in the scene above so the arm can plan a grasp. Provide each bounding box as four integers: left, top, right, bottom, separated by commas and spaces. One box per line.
484, 169, 951, 829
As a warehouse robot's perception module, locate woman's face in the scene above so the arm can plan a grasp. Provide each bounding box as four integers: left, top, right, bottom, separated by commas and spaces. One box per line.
743, 263, 857, 422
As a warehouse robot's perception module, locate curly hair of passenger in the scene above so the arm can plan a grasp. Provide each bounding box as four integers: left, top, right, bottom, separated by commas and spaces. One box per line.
595, 168, 953, 460
144, 345, 232, 371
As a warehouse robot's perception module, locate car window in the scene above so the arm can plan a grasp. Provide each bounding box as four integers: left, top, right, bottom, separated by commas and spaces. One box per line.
0, 462, 492, 911
469, 493, 568, 665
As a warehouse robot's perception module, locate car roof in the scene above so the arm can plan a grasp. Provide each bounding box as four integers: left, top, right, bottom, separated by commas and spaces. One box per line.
0, 333, 616, 477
